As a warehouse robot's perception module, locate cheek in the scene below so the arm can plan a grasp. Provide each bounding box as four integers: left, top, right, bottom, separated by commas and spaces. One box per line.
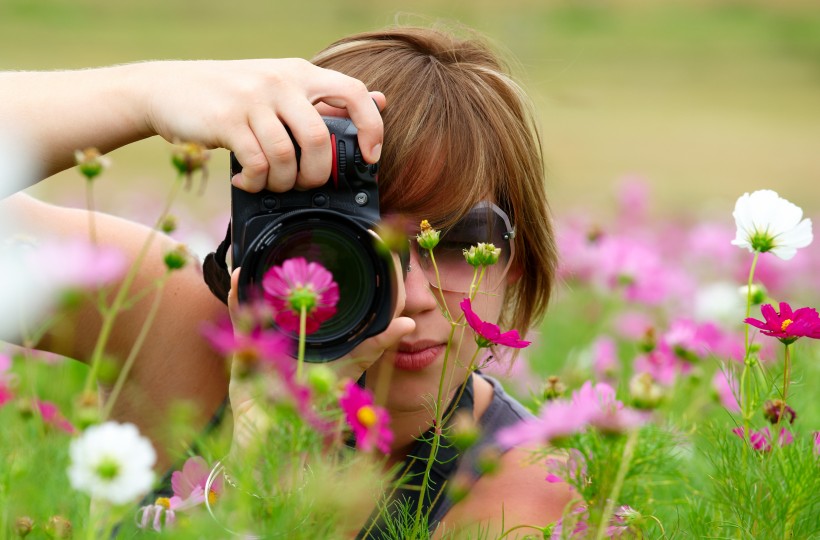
443, 290, 505, 324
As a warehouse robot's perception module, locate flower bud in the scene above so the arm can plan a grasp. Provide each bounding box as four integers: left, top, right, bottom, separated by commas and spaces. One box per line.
74, 391, 101, 430
763, 399, 796, 425
475, 446, 502, 476
463, 243, 501, 267
542, 375, 566, 401
738, 284, 767, 306
163, 245, 190, 271
306, 365, 337, 396
14, 516, 34, 538
446, 473, 471, 504
171, 142, 210, 176
74, 148, 110, 181
449, 411, 481, 451
416, 220, 440, 250
44, 516, 72, 539
629, 372, 664, 409
160, 215, 178, 234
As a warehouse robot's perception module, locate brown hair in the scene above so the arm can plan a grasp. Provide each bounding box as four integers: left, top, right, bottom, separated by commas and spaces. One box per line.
312, 26, 557, 332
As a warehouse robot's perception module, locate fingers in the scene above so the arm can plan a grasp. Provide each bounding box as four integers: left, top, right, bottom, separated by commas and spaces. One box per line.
334, 317, 415, 381
228, 268, 241, 319
247, 107, 297, 192
276, 96, 332, 189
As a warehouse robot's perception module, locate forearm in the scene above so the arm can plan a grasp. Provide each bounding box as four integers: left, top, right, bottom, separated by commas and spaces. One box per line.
0, 64, 154, 182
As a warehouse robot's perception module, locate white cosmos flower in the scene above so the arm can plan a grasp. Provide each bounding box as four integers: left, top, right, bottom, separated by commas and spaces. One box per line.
68, 422, 156, 505
731, 189, 813, 260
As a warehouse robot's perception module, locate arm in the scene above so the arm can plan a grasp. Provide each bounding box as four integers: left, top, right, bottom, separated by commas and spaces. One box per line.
0, 59, 385, 196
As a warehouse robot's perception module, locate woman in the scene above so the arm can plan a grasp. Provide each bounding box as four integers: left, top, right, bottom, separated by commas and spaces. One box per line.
1, 25, 571, 537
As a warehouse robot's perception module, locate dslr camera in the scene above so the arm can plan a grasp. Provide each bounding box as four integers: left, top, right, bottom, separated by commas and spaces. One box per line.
230, 117, 397, 362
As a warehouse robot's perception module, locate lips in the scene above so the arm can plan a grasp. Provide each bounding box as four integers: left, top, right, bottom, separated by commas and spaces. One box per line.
393, 341, 445, 371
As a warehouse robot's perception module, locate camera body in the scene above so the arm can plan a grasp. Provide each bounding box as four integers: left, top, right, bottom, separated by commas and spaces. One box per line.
230, 117, 395, 362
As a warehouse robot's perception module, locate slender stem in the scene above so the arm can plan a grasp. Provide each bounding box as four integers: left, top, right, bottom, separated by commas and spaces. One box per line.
740, 251, 760, 447
82, 178, 182, 394
414, 322, 457, 527
100, 272, 170, 420
297, 305, 307, 381
85, 180, 97, 245
594, 429, 640, 540
775, 343, 792, 435
427, 248, 451, 321
441, 347, 482, 427
497, 523, 546, 539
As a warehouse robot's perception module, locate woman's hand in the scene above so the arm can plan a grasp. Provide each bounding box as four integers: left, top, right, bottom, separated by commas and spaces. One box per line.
0, 59, 384, 193
136, 59, 385, 193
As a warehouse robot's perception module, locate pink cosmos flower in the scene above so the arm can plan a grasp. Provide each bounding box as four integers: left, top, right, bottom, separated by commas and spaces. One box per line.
633, 345, 680, 386
571, 381, 648, 434
137, 502, 175, 532
744, 302, 820, 344
590, 336, 619, 380
262, 257, 339, 334
813, 432, 820, 456
732, 426, 794, 452
549, 505, 589, 540
544, 449, 587, 486
169, 456, 223, 510
339, 381, 393, 453
203, 317, 292, 371
663, 318, 722, 361
460, 298, 530, 349
35, 400, 76, 434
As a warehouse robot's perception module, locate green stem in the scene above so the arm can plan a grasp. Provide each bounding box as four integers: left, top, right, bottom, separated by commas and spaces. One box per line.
441, 346, 482, 427
82, 178, 182, 395
427, 247, 451, 321
740, 251, 760, 448
101, 272, 170, 420
414, 322, 457, 528
297, 305, 307, 381
594, 429, 640, 540
85, 179, 97, 245
497, 523, 546, 539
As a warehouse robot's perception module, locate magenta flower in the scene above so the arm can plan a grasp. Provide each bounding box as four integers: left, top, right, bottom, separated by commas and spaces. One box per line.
813, 432, 819, 456
339, 381, 393, 453
169, 456, 223, 510
0, 353, 13, 407
745, 302, 820, 344
544, 449, 587, 486
262, 258, 339, 335
35, 400, 76, 434
732, 426, 794, 452
203, 318, 292, 372
571, 381, 648, 434
460, 298, 531, 349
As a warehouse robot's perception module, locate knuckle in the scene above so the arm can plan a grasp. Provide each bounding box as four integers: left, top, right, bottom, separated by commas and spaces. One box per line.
269, 137, 295, 163
301, 124, 330, 150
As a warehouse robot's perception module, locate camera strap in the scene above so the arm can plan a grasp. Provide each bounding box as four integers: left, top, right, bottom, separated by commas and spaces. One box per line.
202, 222, 233, 305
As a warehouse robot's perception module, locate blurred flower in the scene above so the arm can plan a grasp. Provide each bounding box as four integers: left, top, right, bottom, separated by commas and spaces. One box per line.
615, 175, 650, 225
633, 345, 679, 386
14, 516, 34, 538
44, 515, 72, 539
137, 500, 175, 532
549, 505, 588, 539
416, 219, 440, 250
814, 432, 820, 456
732, 426, 794, 452
731, 189, 813, 260
712, 370, 740, 413
0, 353, 14, 407
762, 399, 796, 425
663, 318, 722, 362
460, 298, 530, 349
74, 147, 111, 181
169, 456, 223, 510
608, 505, 642, 537
744, 302, 820, 345
339, 381, 392, 453
541, 375, 567, 401
695, 282, 746, 324
163, 244, 191, 271
262, 257, 339, 335
629, 373, 664, 409
35, 400, 76, 435
171, 142, 210, 176
25, 238, 127, 291
203, 318, 291, 375
67, 421, 156, 505
590, 336, 619, 381
571, 381, 649, 434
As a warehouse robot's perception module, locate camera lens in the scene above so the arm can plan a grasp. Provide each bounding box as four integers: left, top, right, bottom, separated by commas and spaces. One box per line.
237, 209, 393, 361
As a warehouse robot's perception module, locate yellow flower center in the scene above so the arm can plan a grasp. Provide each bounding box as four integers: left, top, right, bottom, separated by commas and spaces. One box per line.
781, 319, 793, 331
208, 490, 218, 505
155, 497, 171, 510
357, 406, 377, 427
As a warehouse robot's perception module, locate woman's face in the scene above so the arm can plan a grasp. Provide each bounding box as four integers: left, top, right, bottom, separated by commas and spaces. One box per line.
365, 204, 512, 416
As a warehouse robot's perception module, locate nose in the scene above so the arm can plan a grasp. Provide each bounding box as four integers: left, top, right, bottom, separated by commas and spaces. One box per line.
401, 248, 439, 317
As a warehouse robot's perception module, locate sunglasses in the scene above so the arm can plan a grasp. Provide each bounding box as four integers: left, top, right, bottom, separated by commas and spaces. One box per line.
406, 201, 516, 294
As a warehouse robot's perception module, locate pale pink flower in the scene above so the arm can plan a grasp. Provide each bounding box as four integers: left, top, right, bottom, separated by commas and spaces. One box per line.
572, 381, 649, 434
262, 257, 339, 334
137, 503, 176, 532
549, 505, 589, 539
614, 311, 655, 341
663, 318, 722, 361
590, 336, 619, 380
27, 238, 127, 290
633, 345, 679, 386
0, 353, 13, 406
544, 449, 587, 486
203, 317, 292, 371
339, 382, 392, 453
615, 175, 650, 225
554, 219, 602, 283
712, 371, 740, 413
813, 432, 819, 456
169, 456, 223, 510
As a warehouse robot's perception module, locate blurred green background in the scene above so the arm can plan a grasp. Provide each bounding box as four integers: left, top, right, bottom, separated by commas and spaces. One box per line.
3, 0, 820, 222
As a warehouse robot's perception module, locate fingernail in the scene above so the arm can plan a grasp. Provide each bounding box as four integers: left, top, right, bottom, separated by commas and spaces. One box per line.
371, 143, 382, 163
230, 173, 245, 189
